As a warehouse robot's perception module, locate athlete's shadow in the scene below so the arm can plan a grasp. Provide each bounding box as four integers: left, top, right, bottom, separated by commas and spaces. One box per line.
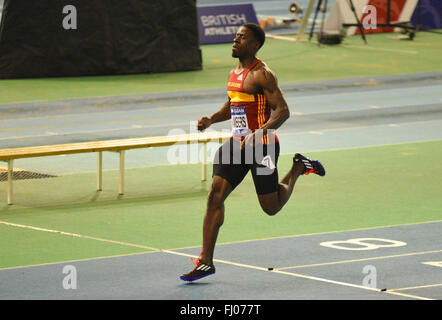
179, 282, 211, 287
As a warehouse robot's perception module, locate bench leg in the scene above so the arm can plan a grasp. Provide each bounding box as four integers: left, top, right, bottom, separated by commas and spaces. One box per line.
97, 152, 103, 191
119, 150, 125, 195
7, 160, 13, 205
201, 142, 207, 181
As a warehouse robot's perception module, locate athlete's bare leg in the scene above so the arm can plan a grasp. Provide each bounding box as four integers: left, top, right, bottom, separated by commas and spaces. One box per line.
257, 160, 305, 216
200, 175, 233, 265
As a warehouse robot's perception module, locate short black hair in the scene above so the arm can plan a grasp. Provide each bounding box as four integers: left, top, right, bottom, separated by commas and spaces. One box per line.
242, 23, 265, 49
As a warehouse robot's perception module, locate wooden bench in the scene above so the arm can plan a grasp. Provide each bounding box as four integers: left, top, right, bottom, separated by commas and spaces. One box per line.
0, 131, 232, 205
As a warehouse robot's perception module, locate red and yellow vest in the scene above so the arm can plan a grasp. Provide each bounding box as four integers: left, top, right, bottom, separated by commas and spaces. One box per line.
227, 59, 277, 144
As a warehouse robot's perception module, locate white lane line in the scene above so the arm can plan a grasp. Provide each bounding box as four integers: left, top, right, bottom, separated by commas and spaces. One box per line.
345, 44, 418, 55
0, 220, 160, 252
3, 116, 442, 143
0, 219, 435, 300
279, 138, 442, 156
284, 84, 442, 101
279, 118, 442, 137
0, 251, 157, 272
0, 103, 213, 122
389, 283, 442, 292
165, 249, 432, 300
266, 34, 297, 41
195, 220, 442, 252
269, 269, 432, 300
0, 121, 191, 141
1, 86, 439, 125
276, 249, 442, 270
287, 101, 442, 116
1, 79, 440, 110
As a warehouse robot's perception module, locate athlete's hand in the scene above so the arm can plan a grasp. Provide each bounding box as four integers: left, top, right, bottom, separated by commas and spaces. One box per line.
197, 117, 212, 131
241, 132, 256, 149
241, 130, 267, 149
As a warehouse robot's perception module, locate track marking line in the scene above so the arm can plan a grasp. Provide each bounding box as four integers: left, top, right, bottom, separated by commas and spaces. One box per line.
0, 220, 160, 252
284, 84, 442, 100
166, 220, 442, 252
278, 118, 442, 137
166, 249, 432, 300
422, 261, 442, 267
2, 138, 440, 178
276, 249, 442, 270
0, 121, 191, 141
6, 116, 440, 144
278, 138, 442, 156
0, 90, 224, 106
0, 251, 155, 271
266, 34, 297, 42
288, 101, 442, 116
373, 290, 433, 300
269, 269, 432, 300
0, 102, 214, 122
344, 45, 418, 55
204, 220, 442, 251
3, 84, 440, 123
0, 220, 436, 300
163, 250, 267, 272
1, 76, 440, 108
388, 283, 442, 292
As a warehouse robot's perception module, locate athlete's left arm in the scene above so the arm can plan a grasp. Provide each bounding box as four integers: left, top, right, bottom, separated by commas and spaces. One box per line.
257, 68, 290, 132
241, 68, 290, 149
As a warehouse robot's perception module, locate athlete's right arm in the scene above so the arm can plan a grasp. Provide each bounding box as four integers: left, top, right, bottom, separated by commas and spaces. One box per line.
197, 98, 231, 131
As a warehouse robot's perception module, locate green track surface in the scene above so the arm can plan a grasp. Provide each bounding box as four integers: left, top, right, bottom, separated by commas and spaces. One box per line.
1, 140, 441, 269
1, 30, 441, 270
0, 31, 441, 104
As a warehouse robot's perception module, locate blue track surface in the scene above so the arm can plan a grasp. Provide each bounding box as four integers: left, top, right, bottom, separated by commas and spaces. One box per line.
0, 221, 440, 299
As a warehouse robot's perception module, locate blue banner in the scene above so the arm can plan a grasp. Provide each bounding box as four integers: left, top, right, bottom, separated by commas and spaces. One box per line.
197, 4, 259, 45
411, 0, 442, 30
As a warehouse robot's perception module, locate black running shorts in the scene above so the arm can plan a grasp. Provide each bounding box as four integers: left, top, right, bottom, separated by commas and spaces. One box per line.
212, 137, 280, 195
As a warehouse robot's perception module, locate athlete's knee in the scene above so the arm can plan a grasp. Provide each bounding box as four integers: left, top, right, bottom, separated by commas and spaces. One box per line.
205, 187, 226, 228
258, 194, 281, 216
207, 185, 226, 210
261, 205, 280, 216
206, 177, 232, 210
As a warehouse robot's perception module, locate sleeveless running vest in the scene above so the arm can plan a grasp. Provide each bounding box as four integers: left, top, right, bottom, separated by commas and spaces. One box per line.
226, 59, 277, 144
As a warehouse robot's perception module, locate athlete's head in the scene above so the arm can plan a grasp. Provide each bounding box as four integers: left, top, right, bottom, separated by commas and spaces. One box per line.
232, 23, 265, 59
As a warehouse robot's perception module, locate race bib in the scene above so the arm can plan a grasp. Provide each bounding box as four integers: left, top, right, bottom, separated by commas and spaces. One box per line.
231, 106, 249, 136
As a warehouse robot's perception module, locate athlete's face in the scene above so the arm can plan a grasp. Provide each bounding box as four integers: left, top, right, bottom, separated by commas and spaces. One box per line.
232, 26, 259, 59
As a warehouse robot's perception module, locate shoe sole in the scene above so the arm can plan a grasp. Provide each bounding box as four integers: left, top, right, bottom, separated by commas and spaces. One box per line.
180, 273, 214, 282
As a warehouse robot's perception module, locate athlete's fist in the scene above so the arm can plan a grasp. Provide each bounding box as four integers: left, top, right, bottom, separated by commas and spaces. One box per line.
197, 116, 212, 131
241, 132, 256, 149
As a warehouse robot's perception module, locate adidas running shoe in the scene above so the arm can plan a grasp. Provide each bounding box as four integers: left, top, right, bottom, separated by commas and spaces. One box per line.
294, 153, 326, 176
180, 254, 215, 282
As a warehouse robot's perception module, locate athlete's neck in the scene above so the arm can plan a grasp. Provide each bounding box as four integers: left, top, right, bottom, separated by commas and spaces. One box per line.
237, 56, 258, 71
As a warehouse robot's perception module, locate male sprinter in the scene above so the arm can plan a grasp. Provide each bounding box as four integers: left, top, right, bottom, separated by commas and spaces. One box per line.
180, 23, 325, 282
